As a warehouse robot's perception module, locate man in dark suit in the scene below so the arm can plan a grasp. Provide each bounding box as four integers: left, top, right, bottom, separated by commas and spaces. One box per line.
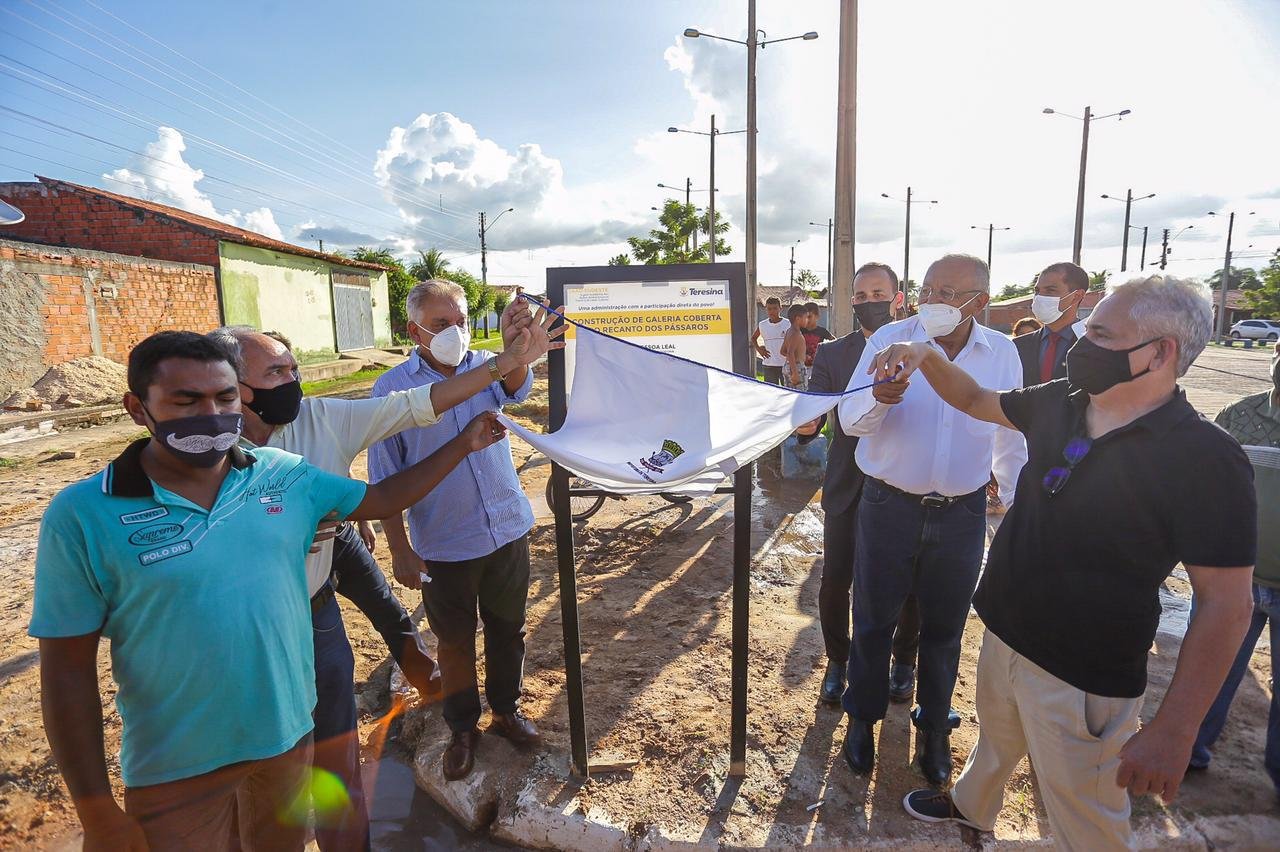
801, 262, 922, 705
1013, 261, 1089, 386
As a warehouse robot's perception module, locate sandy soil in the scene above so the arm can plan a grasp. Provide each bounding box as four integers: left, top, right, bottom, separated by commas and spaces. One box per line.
1, 349, 1277, 849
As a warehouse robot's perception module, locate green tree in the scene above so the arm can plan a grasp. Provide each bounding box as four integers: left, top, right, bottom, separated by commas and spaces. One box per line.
625, 201, 732, 264
492, 287, 511, 319
410, 247, 451, 282
607, 253, 632, 266
996, 280, 1036, 300
351, 246, 415, 339
1242, 251, 1280, 318
1206, 265, 1262, 291
1088, 269, 1110, 291
795, 268, 822, 294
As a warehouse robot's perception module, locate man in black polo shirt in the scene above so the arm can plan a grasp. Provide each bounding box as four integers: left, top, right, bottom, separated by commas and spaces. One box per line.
865, 275, 1256, 850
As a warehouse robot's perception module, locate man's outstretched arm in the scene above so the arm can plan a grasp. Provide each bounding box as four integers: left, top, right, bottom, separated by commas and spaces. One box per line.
867, 341, 1015, 429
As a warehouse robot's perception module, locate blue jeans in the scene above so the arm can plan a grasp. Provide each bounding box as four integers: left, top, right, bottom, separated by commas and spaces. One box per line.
331, 524, 428, 668
1189, 582, 1280, 794
843, 479, 986, 730
312, 590, 370, 851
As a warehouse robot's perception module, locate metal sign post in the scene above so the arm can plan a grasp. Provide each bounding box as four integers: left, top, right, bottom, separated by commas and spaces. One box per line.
545, 262, 751, 778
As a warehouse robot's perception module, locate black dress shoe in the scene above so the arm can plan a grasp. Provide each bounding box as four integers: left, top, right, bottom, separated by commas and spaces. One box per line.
843, 719, 875, 775
888, 663, 915, 703
442, 728, 481, 780
916, 727, 953, 788
487, 711, 543, 748
820, 660, 846, 705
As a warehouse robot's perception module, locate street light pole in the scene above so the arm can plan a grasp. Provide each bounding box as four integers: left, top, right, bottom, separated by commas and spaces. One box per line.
1219, 211, 1235, 340
970, 223, 1010, 326
1073, 106, 1091, 265
808, 219, 833, 290
709, 115, 717, 263
478, 207, 515, 288
746, 0, 758, 318
790, 244, 796, 286
904, 185, 912, 288
1139, 226, 1148, 270
1045, 106, 1131, 265
1101, 190, 1155, 272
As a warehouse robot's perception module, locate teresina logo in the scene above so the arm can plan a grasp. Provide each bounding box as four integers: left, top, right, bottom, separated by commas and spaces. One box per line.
129, 523, 184, 547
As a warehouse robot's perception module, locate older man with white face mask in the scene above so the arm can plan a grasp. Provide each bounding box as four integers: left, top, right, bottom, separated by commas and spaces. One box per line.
370, 280, 562, 782
870, 275, 1256, 851
836, 254, 1027, 788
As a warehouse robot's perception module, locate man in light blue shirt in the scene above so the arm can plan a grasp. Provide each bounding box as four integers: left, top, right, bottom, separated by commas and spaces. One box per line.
31, 331, 507, 851
370, 280, 541, 782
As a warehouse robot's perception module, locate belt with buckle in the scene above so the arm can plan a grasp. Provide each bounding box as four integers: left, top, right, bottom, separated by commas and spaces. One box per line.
310, 581, 335, 615
868, 477, 982, 509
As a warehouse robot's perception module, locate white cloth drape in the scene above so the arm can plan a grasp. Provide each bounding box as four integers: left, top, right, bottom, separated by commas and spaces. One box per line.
500, 312, 865, 496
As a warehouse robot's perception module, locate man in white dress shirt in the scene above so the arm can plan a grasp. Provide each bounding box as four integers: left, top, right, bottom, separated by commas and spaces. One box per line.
837, 254, 1026, 787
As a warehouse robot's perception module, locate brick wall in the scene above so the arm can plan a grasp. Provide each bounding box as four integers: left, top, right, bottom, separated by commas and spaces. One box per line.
0, 238, 219, 399
0, 182, 221, 266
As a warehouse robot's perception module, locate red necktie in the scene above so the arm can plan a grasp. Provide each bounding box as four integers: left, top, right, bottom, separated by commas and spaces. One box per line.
1040, 333, 1061, 383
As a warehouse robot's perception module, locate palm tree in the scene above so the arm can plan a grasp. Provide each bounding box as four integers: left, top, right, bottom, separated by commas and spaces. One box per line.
410, 248, 451, 282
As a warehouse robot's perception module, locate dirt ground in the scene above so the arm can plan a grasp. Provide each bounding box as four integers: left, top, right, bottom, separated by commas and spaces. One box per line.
1, 345, 1277, 849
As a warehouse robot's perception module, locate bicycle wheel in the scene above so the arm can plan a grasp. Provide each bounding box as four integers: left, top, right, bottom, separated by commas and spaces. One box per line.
659, 492, 694, 505
545, 476, 606, 521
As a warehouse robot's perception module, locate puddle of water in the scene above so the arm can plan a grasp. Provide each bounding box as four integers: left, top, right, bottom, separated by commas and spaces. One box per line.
363, 753, 511, 851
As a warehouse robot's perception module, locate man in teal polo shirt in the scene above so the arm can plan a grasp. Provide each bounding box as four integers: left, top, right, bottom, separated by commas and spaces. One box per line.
30, 331, 506, 851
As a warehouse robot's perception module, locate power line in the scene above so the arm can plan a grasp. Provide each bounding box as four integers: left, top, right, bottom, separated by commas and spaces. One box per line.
0, 60, 476, 251
10, 1, 480, 224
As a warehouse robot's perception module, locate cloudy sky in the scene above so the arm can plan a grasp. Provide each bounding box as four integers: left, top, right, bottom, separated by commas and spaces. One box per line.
2, 0, 1278, 292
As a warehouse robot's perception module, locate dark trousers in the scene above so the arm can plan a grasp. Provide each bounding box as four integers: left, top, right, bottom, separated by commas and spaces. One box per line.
820, 502, 921, 667
311, 591, 369, 852
331, 524, 428, 667
761, 364, 784, 385
422, 535, 531, 734
843, 479, 986, 731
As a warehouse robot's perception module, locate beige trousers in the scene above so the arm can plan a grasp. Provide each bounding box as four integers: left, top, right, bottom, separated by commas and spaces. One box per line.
123, 736, 312, 852
951, 631, 1143, 852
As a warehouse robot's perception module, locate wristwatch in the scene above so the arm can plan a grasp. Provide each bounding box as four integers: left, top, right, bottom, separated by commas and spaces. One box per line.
487, 358, 506, 383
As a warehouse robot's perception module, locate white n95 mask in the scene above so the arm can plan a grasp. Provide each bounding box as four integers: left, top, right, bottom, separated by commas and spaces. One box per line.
415, 322, 470, 367
1031, 294, 1066, 325
917, 292, 980, 339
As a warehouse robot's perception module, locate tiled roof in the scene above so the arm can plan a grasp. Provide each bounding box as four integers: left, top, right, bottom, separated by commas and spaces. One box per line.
35, 176, 388, 271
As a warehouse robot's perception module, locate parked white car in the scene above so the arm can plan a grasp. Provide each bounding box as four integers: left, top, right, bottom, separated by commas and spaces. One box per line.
1229, 319, 1280, 341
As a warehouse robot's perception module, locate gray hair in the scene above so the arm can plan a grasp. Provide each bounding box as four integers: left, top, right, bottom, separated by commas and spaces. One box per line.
205, 325, 258, 376
928, 253, 991, 291
1108, 275, 1212, 376
406, 279, 467, 324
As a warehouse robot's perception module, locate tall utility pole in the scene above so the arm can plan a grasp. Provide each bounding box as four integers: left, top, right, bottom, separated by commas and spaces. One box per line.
789, 245, 796, 286
810, 219, 833, 291
882, 187, 937, 291
832, 0, 857, 336
1044, 106, 1131, 265
745, 0, 758, 319
478, 211, 488, 287
1218, 212, 1235, 340
1102, 190, 1156, 272
709, 115, 717, 263
1138, 226, 1148, 270
1159, 228, 1170, 270
478, 207, 515, 288
971, 223, 1010, 326
1072, 106, 1091, 265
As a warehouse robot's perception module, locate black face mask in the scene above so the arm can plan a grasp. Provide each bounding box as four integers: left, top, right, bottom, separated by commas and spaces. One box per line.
140, 402, 243, 468
242, 379, 303, 425
1065, 335, 1161, 395
853, 300, 895, 333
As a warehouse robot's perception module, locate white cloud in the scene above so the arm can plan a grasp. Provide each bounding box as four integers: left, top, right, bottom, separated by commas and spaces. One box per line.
104, 127, 285, 241
373, 112, 638, 252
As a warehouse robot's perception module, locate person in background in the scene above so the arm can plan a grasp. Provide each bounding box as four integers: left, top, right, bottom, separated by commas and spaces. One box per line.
752, 296, 791, 384
371, 281, 558, 782
782, 304, 810, 389
837, 254, 1026, 788
799, 262, 922, 707
1011, 316, 1042, 337
877, 276, 1256, 851
1186, 339, 1280, 798
803, 301, 835, 370
1014, 261, 1089, 386
31, 331, 507, 851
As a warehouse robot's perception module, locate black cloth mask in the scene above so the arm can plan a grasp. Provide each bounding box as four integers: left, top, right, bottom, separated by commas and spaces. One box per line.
242, 379, 303, 425
141, 402, 243, 468
853, 300, 895, 333
1065, 335, 1160, 395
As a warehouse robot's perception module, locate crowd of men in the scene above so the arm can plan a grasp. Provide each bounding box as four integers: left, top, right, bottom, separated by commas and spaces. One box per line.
27, 249, 1275, 850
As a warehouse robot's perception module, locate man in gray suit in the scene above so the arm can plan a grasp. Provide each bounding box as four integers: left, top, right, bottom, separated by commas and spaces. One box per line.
1013, 262, 1089, 386
801, 262, 922, 705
